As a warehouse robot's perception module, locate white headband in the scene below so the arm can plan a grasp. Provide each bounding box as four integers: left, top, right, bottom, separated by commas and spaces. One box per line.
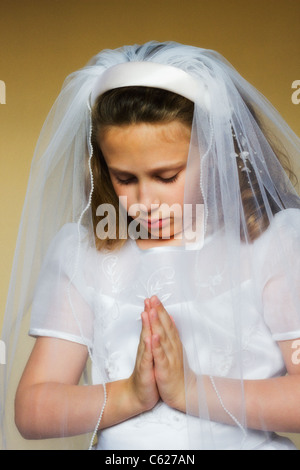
90, 61, 210, 108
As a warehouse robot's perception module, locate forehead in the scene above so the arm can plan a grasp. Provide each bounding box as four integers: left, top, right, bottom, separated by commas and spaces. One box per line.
98, 121, 191, 168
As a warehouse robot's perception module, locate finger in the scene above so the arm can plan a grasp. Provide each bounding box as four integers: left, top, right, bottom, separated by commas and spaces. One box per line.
150, 296, 174, 331
144, 299, 154, 334
149, 308, 184, 372
149, 308, 167, 342
142, 336, 153, 362
136, 315, 153, 369
144, 298, 151, 313
149, 308, 176, 359
141, 310, 151, 340
151, 334, 168, 366
136, 311, 150, 357
149, 297, 179, 347
139, 336, 154, 370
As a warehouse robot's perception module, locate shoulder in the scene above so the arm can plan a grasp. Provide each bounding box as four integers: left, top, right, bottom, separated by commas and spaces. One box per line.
271, 208, 300, 233
45, 223, 134, 267
48, 222, 94, 251
267, 208, 300, 252
256, 209, 300, 249
45, 223, 81, 260
51, 222, 86, 244
253, 208, 300, 277
40, 223, 93, 273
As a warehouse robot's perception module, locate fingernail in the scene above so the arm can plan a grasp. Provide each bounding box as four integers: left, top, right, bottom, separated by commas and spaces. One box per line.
150, 295, 160, 306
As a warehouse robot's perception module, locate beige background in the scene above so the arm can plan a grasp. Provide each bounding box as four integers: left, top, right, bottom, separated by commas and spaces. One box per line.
0, 0, 299, 448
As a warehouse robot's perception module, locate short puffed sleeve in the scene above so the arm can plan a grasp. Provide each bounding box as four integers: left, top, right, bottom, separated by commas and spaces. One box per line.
260, 209, 300, 341
29, 224, 94, 348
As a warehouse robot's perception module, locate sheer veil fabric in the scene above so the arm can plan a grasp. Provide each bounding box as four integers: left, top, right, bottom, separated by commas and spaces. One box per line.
1, 41, 300, 450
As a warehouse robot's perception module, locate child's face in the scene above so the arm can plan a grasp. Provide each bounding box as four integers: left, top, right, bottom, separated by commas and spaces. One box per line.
98, 120, 191, 240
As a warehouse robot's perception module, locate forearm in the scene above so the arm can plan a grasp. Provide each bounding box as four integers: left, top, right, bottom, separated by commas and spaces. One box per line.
15, 378, 145, 440
187, 374, 300, 433
243, 375, 300, 432
100, 378, 148, 430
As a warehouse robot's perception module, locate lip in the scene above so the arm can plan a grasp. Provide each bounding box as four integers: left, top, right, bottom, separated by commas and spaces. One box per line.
140, 217, 169, 229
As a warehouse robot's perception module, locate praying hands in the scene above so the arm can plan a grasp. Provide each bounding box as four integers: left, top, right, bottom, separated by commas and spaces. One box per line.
129, 296, 187, 413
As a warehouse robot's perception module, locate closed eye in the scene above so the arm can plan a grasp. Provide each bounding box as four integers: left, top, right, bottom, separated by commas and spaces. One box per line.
156, 173, 179, 184
115, 176, 137, 185
115, 173, 179, 185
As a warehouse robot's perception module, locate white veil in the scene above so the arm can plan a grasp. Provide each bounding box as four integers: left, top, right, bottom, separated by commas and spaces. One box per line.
1, 41, 300, 450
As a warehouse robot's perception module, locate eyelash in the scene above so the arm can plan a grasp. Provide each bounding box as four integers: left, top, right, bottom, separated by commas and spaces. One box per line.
116, 174, 179, 185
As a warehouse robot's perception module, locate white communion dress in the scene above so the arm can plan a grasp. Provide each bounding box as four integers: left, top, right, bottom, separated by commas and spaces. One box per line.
28, 209, 300, 450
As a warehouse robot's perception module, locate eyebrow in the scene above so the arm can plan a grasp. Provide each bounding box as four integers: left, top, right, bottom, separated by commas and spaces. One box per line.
108, 163, 186, 176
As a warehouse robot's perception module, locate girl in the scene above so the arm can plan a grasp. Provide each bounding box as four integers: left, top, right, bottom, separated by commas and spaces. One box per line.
1, 41, 300, 450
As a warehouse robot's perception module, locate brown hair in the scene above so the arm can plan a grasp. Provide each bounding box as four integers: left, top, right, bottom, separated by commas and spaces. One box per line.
90, 86, 297, 250
236, 103, 299, 242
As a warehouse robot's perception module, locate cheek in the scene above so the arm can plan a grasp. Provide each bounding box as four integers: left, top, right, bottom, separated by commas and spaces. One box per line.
110, 179, 128, 198
165, 181, 186, 207
111, 183, 135, 211
111, 183, 122, 198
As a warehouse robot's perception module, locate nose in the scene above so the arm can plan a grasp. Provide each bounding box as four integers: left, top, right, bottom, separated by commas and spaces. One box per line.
130, 181, 160, 215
